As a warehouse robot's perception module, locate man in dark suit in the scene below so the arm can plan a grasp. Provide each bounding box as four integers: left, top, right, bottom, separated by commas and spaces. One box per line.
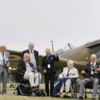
79, 54, 100, 100
42, 48, 59, 96
17, 53, 38, 91
22, 42, 39, 71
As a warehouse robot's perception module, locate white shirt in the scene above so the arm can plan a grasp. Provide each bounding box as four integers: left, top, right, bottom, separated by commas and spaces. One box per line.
59, 67, 79, 78
0, 52, 9, 65
91, 62, 96, 67
29, 49, 37, 68
25, 62, 33, 73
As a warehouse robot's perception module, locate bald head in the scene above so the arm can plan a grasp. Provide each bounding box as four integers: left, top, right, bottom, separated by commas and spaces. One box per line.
90, 54, 97, 62
28, 42, 34, 50
45, 48, 51, 55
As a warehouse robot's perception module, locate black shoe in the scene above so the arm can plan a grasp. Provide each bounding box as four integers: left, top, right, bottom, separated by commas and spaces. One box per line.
63, 93, 70, 98
92, 98, 95, 100
78, 96, 83, 100
54, 93, 60, 97
63, 95, 70, 98
31, 86, 38, 92
2, 91, 6, 95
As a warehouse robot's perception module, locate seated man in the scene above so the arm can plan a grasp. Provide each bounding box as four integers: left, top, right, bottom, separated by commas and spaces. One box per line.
58, 60, 79, 97
17, 53, 40, 91
79, 54, 100, 100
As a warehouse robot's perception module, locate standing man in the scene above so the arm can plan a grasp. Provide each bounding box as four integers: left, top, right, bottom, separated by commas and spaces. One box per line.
22, 42, 39, 71
79, 54, 100, 100
0, 45, 10, 94
42, 48, 59, 96
22, 42, 40, 87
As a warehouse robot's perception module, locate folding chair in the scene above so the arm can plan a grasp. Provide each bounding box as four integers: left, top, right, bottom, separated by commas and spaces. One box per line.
70, 78, 79, 98
84, 81, 100, 99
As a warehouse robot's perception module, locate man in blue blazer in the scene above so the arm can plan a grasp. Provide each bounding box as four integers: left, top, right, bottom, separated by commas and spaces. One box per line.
42, 48, 59, 96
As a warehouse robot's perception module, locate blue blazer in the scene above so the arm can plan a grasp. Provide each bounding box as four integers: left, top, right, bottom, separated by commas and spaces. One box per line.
42, 55, 59, 74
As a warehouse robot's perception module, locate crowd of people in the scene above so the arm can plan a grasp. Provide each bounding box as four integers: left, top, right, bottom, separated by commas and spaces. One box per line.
0, 42, 100, 100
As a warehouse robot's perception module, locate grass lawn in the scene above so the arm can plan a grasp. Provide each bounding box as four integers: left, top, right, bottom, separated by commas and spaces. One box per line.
0, 83, 99, 100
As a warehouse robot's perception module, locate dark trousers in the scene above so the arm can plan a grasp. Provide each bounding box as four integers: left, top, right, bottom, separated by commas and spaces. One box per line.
44, 73, 55, 96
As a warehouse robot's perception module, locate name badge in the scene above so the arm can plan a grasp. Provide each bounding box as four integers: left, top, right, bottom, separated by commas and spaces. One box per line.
48, 64, 51, 68
91, 71, 94, 75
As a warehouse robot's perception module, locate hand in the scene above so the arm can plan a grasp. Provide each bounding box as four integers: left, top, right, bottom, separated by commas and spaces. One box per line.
55, 53, 58, 57
44, 70, 47, 73
81, 70, 86, 74
6, 63, 9, 67
95, 68, 100, 72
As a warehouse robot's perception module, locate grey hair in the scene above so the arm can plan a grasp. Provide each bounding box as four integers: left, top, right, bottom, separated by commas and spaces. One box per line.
28, 42, 34, 45
0, 45, 6, 48
24, 53, 30, 57
67, 60, 74, 65
91, 54, 97, 58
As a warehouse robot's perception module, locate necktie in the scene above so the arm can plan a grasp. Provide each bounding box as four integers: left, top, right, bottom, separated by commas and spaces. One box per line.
91, 62, 95, 69
31, 50, 33, 53
2, 52, 5, 66
67, 69, 70, 76
47, 55, 50, 62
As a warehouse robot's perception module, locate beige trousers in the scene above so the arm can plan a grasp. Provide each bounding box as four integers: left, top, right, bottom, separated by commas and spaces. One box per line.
24, 72, 40, 87
60, 79, 71, 93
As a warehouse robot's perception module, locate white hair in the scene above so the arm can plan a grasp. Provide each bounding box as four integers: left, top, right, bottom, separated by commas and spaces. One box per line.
91, 54, 97, 58
24, 53, 30, 57
0, 45, 6, 48
28, 42, 34, 45
67, 60, 74, 65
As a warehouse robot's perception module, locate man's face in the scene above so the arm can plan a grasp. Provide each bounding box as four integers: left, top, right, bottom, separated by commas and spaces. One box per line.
67, 63, 73, 69
28, 44, 34, 50
45, 48, 51, 55
0, 47, 6, 52
90, 56, 97, 62
24, 55, 30, 62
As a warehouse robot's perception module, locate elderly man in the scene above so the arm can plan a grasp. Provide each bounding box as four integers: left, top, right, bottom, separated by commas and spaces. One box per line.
58, 60, 79, 97
22, 42, 39, 71
17, 53, 38, 91
42, 48, 59, 96
0, 45, 10, 94
22, 42, 40, 87
79, 54, 100, 100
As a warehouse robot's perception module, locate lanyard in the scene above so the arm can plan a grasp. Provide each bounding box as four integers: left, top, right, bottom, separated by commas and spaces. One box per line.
66, 69, 70, 76
91, 63, 96, 71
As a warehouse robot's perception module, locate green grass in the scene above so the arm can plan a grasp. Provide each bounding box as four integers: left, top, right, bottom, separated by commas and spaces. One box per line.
0, 83, 98, 100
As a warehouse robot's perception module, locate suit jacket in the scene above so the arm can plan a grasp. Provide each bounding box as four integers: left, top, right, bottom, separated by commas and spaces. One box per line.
22, 49, 39, 71
16, 59, 33, 83
3, 51, 10, 67
83, 62, 100, 78
17, 60, 33, 74
42, 55, 59, 74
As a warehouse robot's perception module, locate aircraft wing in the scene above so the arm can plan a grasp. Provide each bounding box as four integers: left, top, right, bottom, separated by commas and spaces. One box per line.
85, 39, 100, 48
59, 57, 87, 72
59, 57, 87, 66
8, 50, 22, 68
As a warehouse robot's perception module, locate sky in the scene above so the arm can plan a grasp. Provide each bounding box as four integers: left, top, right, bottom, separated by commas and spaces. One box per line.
0, 0, 100, 55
